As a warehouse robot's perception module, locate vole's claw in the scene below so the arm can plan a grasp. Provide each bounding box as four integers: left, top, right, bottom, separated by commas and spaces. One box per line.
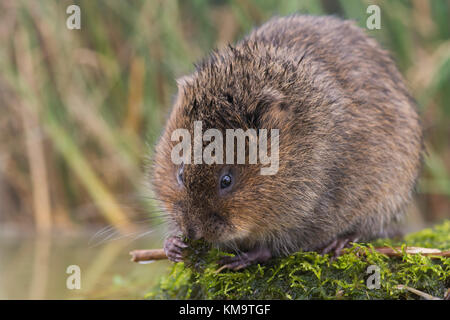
222, 258, 252, 271
321, 239, 338, 255
218, 255, 250, 270
218, 253, 252, 271
217, 247, 272, 271
173, 238, 189, 249
164, 236, 188, 262
319, 235, 359, 259
218, 255, 235, 265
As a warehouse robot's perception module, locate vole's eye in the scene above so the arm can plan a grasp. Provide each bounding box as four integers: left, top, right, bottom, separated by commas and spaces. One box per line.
177, 165, 184, 186
220, 174, 232, 189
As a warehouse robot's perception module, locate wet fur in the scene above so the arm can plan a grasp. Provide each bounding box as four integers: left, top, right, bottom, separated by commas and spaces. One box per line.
151, 15, 423, 257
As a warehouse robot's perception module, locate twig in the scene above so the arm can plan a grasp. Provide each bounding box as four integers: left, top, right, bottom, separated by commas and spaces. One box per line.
444, 288, 450, 300
129, 246, 450, 264
396, 285, 442, 300
129, 249, 167, 262
367, 246, 450, 258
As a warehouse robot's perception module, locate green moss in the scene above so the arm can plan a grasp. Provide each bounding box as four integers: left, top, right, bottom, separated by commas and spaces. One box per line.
148, 220, 450, 300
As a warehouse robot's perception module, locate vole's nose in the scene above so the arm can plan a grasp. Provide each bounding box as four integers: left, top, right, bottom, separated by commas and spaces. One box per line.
186, 227, 202, 241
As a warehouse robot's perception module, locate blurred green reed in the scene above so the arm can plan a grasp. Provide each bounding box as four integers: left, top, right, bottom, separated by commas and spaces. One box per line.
0, 0, 449, 233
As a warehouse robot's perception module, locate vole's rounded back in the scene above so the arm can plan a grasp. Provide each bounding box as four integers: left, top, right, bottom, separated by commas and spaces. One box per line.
152, 15, 423, 261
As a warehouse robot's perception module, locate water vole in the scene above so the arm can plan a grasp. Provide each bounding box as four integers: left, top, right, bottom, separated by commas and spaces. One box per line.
151, 15, 423, 269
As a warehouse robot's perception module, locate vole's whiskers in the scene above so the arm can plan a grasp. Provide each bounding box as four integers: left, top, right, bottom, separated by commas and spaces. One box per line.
88, 209, 169, 247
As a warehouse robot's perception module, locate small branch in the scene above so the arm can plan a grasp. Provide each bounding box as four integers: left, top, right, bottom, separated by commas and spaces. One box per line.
367, 246, 450, 258
129, 249, 167, 262
129, 246, 450, 264
396, 285, 442, 300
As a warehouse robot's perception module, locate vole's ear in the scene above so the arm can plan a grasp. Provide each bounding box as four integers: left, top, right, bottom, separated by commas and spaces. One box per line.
246, 88, 288, 128
260, 88, 288, 110
174, 75, 198, 119
176, 75, 195, 94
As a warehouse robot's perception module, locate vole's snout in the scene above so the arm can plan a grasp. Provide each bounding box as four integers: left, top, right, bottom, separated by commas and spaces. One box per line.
182, 211, 229, 243
186, 226, 202, 241
181, 215, 203, 240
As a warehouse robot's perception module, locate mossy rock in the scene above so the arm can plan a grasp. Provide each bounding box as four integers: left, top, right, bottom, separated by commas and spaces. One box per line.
148, 220, 450, 300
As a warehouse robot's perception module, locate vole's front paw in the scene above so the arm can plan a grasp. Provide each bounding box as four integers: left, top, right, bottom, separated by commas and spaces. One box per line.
164, 236, 188, 262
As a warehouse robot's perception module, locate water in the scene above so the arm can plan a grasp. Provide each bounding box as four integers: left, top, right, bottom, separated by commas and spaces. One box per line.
0, 230, 170, 299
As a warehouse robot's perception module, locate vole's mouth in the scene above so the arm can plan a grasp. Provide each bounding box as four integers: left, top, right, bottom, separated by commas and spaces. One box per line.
184, 226, 203, 241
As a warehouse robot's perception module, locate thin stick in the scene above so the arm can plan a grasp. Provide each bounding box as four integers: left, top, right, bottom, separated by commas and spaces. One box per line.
396, 285, 442, 300
130, 249, 167, 262
129, 246, 450, 264
368, 246, 450, 258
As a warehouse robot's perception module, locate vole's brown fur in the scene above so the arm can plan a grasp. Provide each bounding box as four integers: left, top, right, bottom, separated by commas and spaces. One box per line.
151, 15, 423, 268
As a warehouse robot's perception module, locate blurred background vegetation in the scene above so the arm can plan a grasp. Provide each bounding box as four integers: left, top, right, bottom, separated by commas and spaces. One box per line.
0, 0, 449, 235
